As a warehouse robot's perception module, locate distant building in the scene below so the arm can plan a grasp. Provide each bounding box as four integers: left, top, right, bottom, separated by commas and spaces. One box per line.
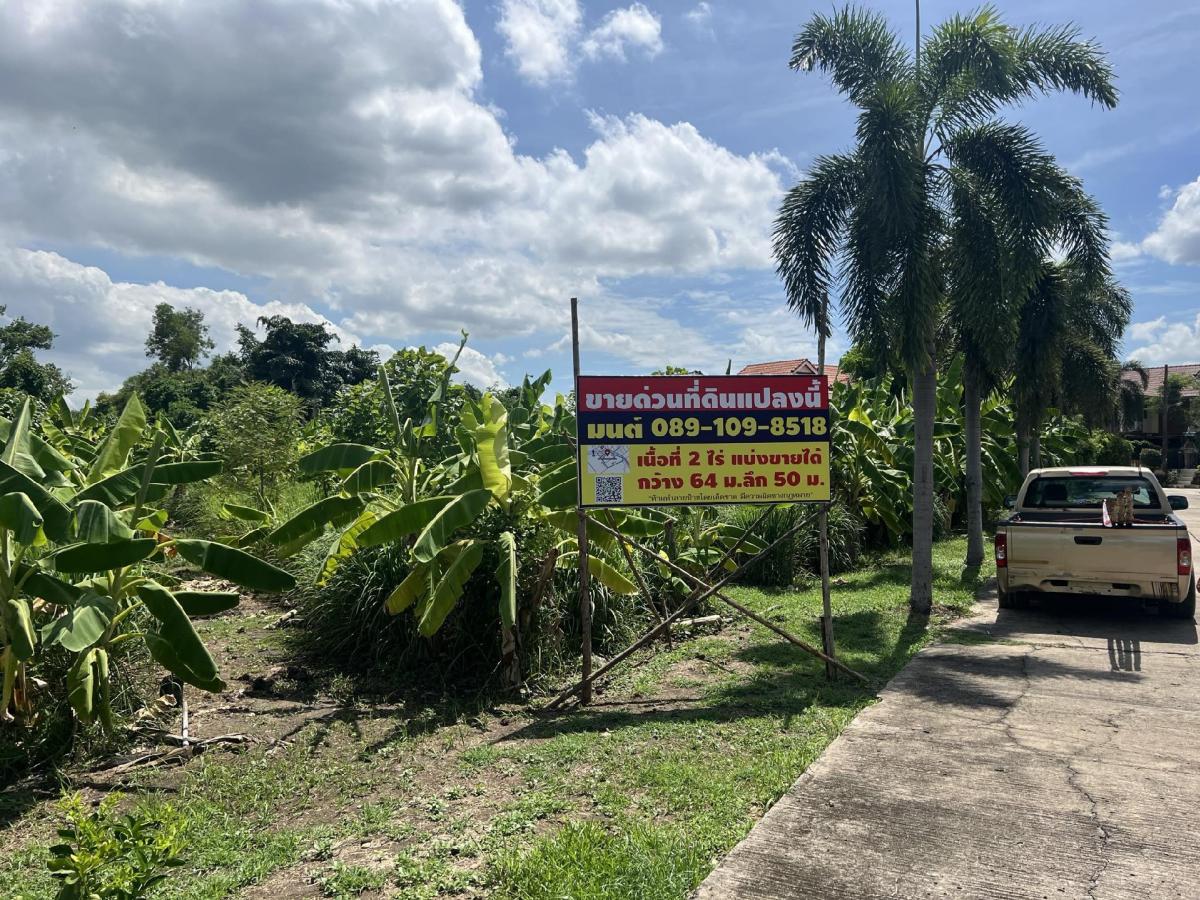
1121, 363, 1199, 470
737, 357, 850, 384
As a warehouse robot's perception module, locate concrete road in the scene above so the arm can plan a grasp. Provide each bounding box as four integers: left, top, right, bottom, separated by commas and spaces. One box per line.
696, 504, 1200, 899
1174, 487, 1200, 545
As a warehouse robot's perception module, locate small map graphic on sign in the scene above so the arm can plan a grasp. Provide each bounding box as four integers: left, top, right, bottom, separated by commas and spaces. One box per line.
587, 445, 629, 475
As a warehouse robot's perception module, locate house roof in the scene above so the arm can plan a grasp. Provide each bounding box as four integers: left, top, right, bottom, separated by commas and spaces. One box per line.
737, 358, 849, 383
1123, 363, 1200, 398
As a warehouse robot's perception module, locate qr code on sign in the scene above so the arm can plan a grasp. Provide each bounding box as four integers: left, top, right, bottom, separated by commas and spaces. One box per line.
595, 476, 623, 504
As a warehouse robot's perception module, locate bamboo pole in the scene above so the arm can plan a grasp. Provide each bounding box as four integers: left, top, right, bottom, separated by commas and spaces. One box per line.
587, 517, 867, 684
817, 292, 836, 679
571, 297, 592, 705
544, 514, 869, 709
604, 510, 672, 646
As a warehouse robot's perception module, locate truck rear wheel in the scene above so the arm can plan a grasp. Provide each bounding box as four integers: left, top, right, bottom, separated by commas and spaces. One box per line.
1165, 577, 1196, 620
998, 587, 1027, 610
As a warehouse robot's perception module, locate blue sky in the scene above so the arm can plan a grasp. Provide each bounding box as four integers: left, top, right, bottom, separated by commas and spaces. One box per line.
1, 0, 1197, 399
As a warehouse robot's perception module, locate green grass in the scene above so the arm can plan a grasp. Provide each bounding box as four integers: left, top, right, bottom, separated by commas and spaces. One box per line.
0, 537, 989, 899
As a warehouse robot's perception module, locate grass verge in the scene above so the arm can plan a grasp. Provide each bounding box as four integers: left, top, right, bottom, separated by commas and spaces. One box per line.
0, 538, 988, 898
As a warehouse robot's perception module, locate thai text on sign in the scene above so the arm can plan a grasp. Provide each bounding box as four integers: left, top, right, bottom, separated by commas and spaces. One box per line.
575, 375, 831, 507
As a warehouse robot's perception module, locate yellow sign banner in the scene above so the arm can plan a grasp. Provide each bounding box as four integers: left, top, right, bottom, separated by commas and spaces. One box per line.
576, 375, 831, 507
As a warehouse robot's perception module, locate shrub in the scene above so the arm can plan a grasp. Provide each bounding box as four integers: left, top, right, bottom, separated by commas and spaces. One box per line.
1087, 431, 1135, 466
1139, 447, 1163, 470
47, 793, 185, 899
206, 383, 301, 507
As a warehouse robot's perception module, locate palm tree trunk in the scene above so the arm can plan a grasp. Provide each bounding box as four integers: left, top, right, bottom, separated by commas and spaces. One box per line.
910, 360, 936, 614
1017, 413, 1031, 477
1031, 430, 1041, 469
963, 367, 984, 570
1161, 364, 1170, 472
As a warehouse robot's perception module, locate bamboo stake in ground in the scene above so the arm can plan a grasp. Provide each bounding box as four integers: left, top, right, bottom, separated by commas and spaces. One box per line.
544, 514, 868, 710
586, 517, 868, 686
604, 510, 671, 647
570, 296, 592, 705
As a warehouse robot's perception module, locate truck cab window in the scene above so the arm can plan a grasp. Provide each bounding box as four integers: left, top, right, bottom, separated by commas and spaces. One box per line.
1025, 477, 1156, 509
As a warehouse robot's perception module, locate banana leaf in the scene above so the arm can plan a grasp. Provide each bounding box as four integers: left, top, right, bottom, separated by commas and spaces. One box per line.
0, 408, 74, 477
0, 491, 43, 545
0, 459, 72, 541
152, 459, 223, 483
496, 531, 517, 629
557, 551, 638, 595
174, 591, 241, 617
417, 540, 485, 636
265, 495, 365, 557
74, 499, 135, 544
222, 503, 269, 523
138, 581, 224, 691
298, 443, 380, 476
53, 538, 158, 573
412, 489, 492, 563
86, 395, 147, 483
2, 597, 36, 660
0, 399, 44, 481
358, 496, 454, 548
538, 475, 577, 510
68, 648, 99, 723
173, 539, 296, 591
341, 459, 396, 494
41, 593, 115, 653
384, 562, 432, 615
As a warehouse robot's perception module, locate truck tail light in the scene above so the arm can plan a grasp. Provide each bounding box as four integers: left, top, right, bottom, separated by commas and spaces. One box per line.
1180, 538, 1193, 577
995, 533, 1007, 568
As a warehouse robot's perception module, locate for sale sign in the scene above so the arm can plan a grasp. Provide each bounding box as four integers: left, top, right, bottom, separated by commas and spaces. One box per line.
575, 375, 831, 507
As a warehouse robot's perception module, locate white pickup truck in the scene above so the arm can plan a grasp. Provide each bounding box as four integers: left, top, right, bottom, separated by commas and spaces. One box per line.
995, 466, 1194, 618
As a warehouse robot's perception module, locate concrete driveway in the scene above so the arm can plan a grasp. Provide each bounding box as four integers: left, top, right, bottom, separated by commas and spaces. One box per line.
697, 492, 1200, 899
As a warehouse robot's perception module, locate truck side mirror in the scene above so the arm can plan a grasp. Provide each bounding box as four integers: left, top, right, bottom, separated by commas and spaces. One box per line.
1003, 495, 1016, 509
1168, 495, 1189, 510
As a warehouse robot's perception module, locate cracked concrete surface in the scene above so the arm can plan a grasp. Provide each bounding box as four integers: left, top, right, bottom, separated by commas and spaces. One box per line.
695, 489, 1200, 899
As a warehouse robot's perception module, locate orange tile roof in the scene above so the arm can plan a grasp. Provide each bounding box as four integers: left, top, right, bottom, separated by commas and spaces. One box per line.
738, 358, 849, 383
1123, 363, 1200, 398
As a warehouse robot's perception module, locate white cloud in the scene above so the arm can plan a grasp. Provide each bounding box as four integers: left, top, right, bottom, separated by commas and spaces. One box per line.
0, 0, 786, 395
1141, 176, 1200, 265
1128, 316, 1165, 343
1110, 240, 1143, 263
1127, 313, 1200, 365
435, 343, 509, 389
580, 4, 663, 62
496, 0, 581, 85
0, 247, 346, 398
685, 2, 713, 31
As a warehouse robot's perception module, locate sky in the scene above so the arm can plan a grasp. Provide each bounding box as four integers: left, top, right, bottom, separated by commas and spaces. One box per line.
1, 0, 1198, 399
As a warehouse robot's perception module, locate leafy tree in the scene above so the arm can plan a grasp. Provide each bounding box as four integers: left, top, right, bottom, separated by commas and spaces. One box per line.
328, 347, 466, 458
236, 316, 377, 410
97, 352, 246, 429
0, 306, 72, 402
208, 383, 302, 507
144, 303, 215, 371
774, 6, 1116, 610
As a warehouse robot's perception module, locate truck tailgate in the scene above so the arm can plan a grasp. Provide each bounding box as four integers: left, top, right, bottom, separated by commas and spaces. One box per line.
1008, 522, 1178, 579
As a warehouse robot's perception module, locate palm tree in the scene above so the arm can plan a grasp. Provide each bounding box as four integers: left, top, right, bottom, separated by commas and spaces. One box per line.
775, 7, 1116, 610
1115, 359, 1148, 433
950, 172, 1110, 567
1012, 264, 1131, 473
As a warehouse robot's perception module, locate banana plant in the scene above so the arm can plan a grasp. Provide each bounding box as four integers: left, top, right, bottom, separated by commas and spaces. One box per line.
0, 396, 294, 731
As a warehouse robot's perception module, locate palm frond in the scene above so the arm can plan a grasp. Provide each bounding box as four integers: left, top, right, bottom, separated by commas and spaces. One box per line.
773, 154, 860, 336
791, 7, 911, 105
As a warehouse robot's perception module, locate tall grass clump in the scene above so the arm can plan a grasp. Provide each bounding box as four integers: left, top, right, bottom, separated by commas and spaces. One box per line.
726, 503, 864, 588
